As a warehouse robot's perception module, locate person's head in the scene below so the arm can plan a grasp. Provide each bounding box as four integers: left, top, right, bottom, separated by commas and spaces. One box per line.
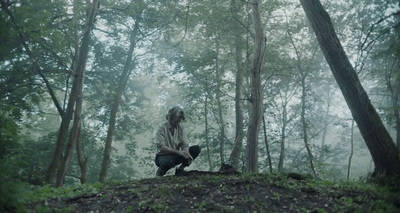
166, 106, 185, 125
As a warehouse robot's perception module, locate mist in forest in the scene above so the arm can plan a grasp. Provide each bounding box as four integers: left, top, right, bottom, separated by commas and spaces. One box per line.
1, 0, 399, 187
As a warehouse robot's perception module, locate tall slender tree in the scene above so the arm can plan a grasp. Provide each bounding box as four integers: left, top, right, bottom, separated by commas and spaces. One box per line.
300, 0, 400, 176
55, 0, 99, 187
230, 0, 245, 171
347, 120, 355, 180
215, 36, 227, 165
246, 2, 266, 173
204, 90, 214, 171
277, 94, 288, 173
318, 89, 333, 162
99, 15, 140, 183
288, 29, 318, 177
262, 115, 273, 173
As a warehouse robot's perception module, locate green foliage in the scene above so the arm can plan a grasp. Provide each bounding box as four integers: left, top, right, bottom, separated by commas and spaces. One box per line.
195, 201, 209, 210
0, 115, 27, 212
24, 182, 103, 203
0, 178, 27, 212
150, 204, 167, 212
0, 115, 20, 157
156, 185, 170, 198
0, 61, 44, 120
309, 178, 400, 212
18, 133, 57, 185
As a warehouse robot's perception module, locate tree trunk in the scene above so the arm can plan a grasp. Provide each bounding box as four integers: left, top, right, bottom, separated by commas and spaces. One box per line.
76, 126, 87, 184
45, 0, 79, 184
99, 18, 139, 183
215, 37, 226, 165
262, 115, 273, 173
45, 115, 72, 183
56, 83, 83, 187
319, 91, 332, 162
54, 0, 99, 187
246, 2, 266, 173
72, 0, 87, 185
278, 103, 287, 173
396, 113, 400, 152
287, 24, 317, 177
205, 92, 213, 171
347, 120, 355, 180
300, 0, 400, 176
216, 84, 226, 165
386, 58, 400, 152
300, 72, 317, 177
45, 0, 99, 184
230, 0, 245, 171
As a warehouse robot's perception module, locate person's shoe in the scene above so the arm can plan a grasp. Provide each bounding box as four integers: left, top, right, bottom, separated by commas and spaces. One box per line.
175, 168, 184, 176
156, 168, 165, 177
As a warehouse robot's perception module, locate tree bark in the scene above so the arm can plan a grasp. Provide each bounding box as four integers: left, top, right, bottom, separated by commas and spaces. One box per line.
99, 18, 139, 183
396, 113, 400, 152
76, 126, 87, 184
246, 2, 266, 173
72, 0, 87, 185
230, 0, 245, 171
386, 56, 400, 152
45, 110, 74, 183
54, 0, 99, 187
300, 71, 317, 177
56, 81, 83, 187
45, 0, 99, 184
347, 120, 355, 180
300, 0, 400, 176
278, 102, 287, 173
319, 91, 332, 162
287, 24, 318, 177
390, 86, 399, 152
262, 115, 273, 173
215, 37, 226, 165
204, 91, 213, 171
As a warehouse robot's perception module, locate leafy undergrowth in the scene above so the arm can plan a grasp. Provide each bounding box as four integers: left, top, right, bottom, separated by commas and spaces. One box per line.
24, 171, 400, 213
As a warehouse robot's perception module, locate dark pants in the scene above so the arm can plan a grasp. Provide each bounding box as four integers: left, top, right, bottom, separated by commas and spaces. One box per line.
155, 145, 201, 173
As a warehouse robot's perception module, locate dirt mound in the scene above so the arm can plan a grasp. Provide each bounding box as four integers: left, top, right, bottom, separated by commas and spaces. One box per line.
29, 172, 400, 212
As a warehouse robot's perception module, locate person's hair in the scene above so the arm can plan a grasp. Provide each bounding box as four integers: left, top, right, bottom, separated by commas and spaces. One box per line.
166, 106, 185, 121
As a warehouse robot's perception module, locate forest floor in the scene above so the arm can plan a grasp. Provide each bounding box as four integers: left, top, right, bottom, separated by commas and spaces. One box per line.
26, 171, 400, 213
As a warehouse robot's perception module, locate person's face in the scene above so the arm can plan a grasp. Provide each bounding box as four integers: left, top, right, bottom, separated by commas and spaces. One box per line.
171, 111, 184, 125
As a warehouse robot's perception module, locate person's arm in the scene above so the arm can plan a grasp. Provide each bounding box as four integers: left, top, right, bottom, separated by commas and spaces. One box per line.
180, 127, 193, 165
159, 145, 183, 155
182, 146, 193, 165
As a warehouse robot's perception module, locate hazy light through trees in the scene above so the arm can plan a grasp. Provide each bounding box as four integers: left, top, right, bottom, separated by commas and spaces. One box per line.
1, 0, 398, 184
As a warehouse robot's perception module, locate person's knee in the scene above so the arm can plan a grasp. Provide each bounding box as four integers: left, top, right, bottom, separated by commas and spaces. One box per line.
193, 145, 201, 154
189, 145, 201, 159
158, 159, 176, 172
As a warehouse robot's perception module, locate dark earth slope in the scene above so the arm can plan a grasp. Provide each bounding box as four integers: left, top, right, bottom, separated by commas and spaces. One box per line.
28, 171, 400, 212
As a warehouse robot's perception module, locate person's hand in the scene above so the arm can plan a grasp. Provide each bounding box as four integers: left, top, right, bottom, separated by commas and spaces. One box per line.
180, 151, 193, 165
187, 155, 193, 165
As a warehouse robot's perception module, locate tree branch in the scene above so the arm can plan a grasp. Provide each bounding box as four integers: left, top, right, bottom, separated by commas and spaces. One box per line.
1, 1, 65, 116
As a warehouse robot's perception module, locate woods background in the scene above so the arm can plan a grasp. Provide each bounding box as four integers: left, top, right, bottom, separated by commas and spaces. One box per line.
1, 0, 399, 188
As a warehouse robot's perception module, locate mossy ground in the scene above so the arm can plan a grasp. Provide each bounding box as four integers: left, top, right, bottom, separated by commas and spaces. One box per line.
25, 171, 400, 213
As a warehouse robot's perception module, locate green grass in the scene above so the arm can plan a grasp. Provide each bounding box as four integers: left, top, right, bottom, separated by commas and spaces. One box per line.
23, 182, 103, 203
